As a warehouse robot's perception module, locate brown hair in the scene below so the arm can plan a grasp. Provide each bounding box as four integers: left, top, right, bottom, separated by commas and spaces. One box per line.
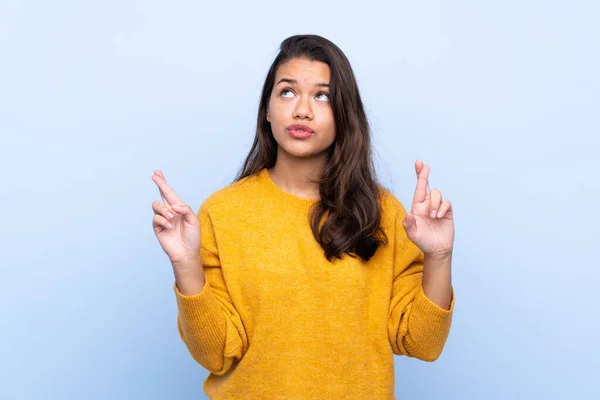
233, 34, 388, 262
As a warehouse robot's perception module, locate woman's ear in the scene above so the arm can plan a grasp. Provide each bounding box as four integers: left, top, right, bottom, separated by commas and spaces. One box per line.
266, 108, 270, 122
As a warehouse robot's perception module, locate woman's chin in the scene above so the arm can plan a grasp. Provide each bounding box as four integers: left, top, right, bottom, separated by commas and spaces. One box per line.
274, 135, 332, 160
280, 145, 323, 160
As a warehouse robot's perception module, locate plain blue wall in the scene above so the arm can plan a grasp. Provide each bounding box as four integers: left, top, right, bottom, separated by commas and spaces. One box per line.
1, 1, 598, 399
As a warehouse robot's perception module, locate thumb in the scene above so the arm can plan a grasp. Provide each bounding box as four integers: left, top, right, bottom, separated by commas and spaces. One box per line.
172, 204, 199, 226
402, 212, 417, 240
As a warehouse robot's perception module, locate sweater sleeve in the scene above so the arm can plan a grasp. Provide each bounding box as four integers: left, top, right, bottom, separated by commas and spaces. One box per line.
174, 201, 248, 375
387, 201, 455, 362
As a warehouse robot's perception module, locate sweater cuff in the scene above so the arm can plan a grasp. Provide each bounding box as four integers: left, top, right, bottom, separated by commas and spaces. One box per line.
403, 285, 454, 360
414, 284, 455, 316
174, 281, 225, 349
410, 284, 454, 334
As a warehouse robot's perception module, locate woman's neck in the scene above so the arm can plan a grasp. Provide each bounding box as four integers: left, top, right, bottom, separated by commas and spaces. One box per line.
268, 156, 325, 200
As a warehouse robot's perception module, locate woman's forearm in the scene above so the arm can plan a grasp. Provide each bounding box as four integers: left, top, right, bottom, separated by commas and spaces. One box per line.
421, 252, 453, 310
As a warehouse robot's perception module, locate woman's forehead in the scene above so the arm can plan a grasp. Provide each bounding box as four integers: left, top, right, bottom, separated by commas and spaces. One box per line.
276, 58, 331, 85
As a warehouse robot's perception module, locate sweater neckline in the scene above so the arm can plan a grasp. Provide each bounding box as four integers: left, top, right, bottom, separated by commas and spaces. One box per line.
256, 168, 320, 209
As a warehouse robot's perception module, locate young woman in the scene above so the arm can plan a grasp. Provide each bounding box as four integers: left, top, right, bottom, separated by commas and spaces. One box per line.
151, 34, 455, 399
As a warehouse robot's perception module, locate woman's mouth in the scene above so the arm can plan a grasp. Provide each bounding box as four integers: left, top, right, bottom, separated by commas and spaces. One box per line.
287, 124, 314, 139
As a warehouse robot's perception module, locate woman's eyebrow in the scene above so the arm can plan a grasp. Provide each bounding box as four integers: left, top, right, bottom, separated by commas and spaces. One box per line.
276, 78, 330, 88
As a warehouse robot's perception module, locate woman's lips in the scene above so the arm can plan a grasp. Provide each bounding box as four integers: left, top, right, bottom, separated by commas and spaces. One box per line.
287, 124, 314, 139
288, 129, 313, 139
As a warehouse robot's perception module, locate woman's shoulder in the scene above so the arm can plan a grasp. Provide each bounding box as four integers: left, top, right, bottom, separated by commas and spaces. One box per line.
377, 185, 410, 225
199, 171, 263, 214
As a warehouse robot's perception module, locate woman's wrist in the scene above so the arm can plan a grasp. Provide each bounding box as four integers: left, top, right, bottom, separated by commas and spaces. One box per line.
173, 257, 206, 296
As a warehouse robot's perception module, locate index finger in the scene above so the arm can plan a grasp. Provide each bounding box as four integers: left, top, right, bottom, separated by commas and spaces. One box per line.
413, 162, 430, 205
415, 160, 431, 199
153, 170, 171, 207
152, 171, 183, 206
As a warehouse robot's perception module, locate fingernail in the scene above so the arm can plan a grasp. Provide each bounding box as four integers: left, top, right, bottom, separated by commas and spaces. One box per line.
167, 222, 173, 229
167, 212, 174, 219
437, 210, 443, 218
430, 210, 436, 218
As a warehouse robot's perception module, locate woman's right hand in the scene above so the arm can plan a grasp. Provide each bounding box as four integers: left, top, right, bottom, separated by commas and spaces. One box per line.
151, 170, 202, 271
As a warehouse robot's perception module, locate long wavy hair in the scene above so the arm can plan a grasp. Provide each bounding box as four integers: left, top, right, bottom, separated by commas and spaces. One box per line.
233, 34, 388, 263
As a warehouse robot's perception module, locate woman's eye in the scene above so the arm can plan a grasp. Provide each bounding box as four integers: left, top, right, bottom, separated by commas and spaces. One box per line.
316, 92, 330, 101
280, 89, 329, 101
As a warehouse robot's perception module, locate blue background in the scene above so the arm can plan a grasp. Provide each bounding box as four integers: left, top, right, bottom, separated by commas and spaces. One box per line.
1, 1, 598, 399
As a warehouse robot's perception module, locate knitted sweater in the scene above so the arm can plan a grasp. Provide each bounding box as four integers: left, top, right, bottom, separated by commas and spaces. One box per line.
174, 167, 455, 399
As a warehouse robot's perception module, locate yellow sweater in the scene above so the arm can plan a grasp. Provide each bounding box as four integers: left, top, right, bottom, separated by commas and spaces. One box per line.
174, 168, 455, 399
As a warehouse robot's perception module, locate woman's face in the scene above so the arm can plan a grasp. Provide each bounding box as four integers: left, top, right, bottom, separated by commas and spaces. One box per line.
266, 57, 336, 161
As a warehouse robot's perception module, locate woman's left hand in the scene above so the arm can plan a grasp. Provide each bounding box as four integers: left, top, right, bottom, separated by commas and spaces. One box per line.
402, 160, 455, 259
